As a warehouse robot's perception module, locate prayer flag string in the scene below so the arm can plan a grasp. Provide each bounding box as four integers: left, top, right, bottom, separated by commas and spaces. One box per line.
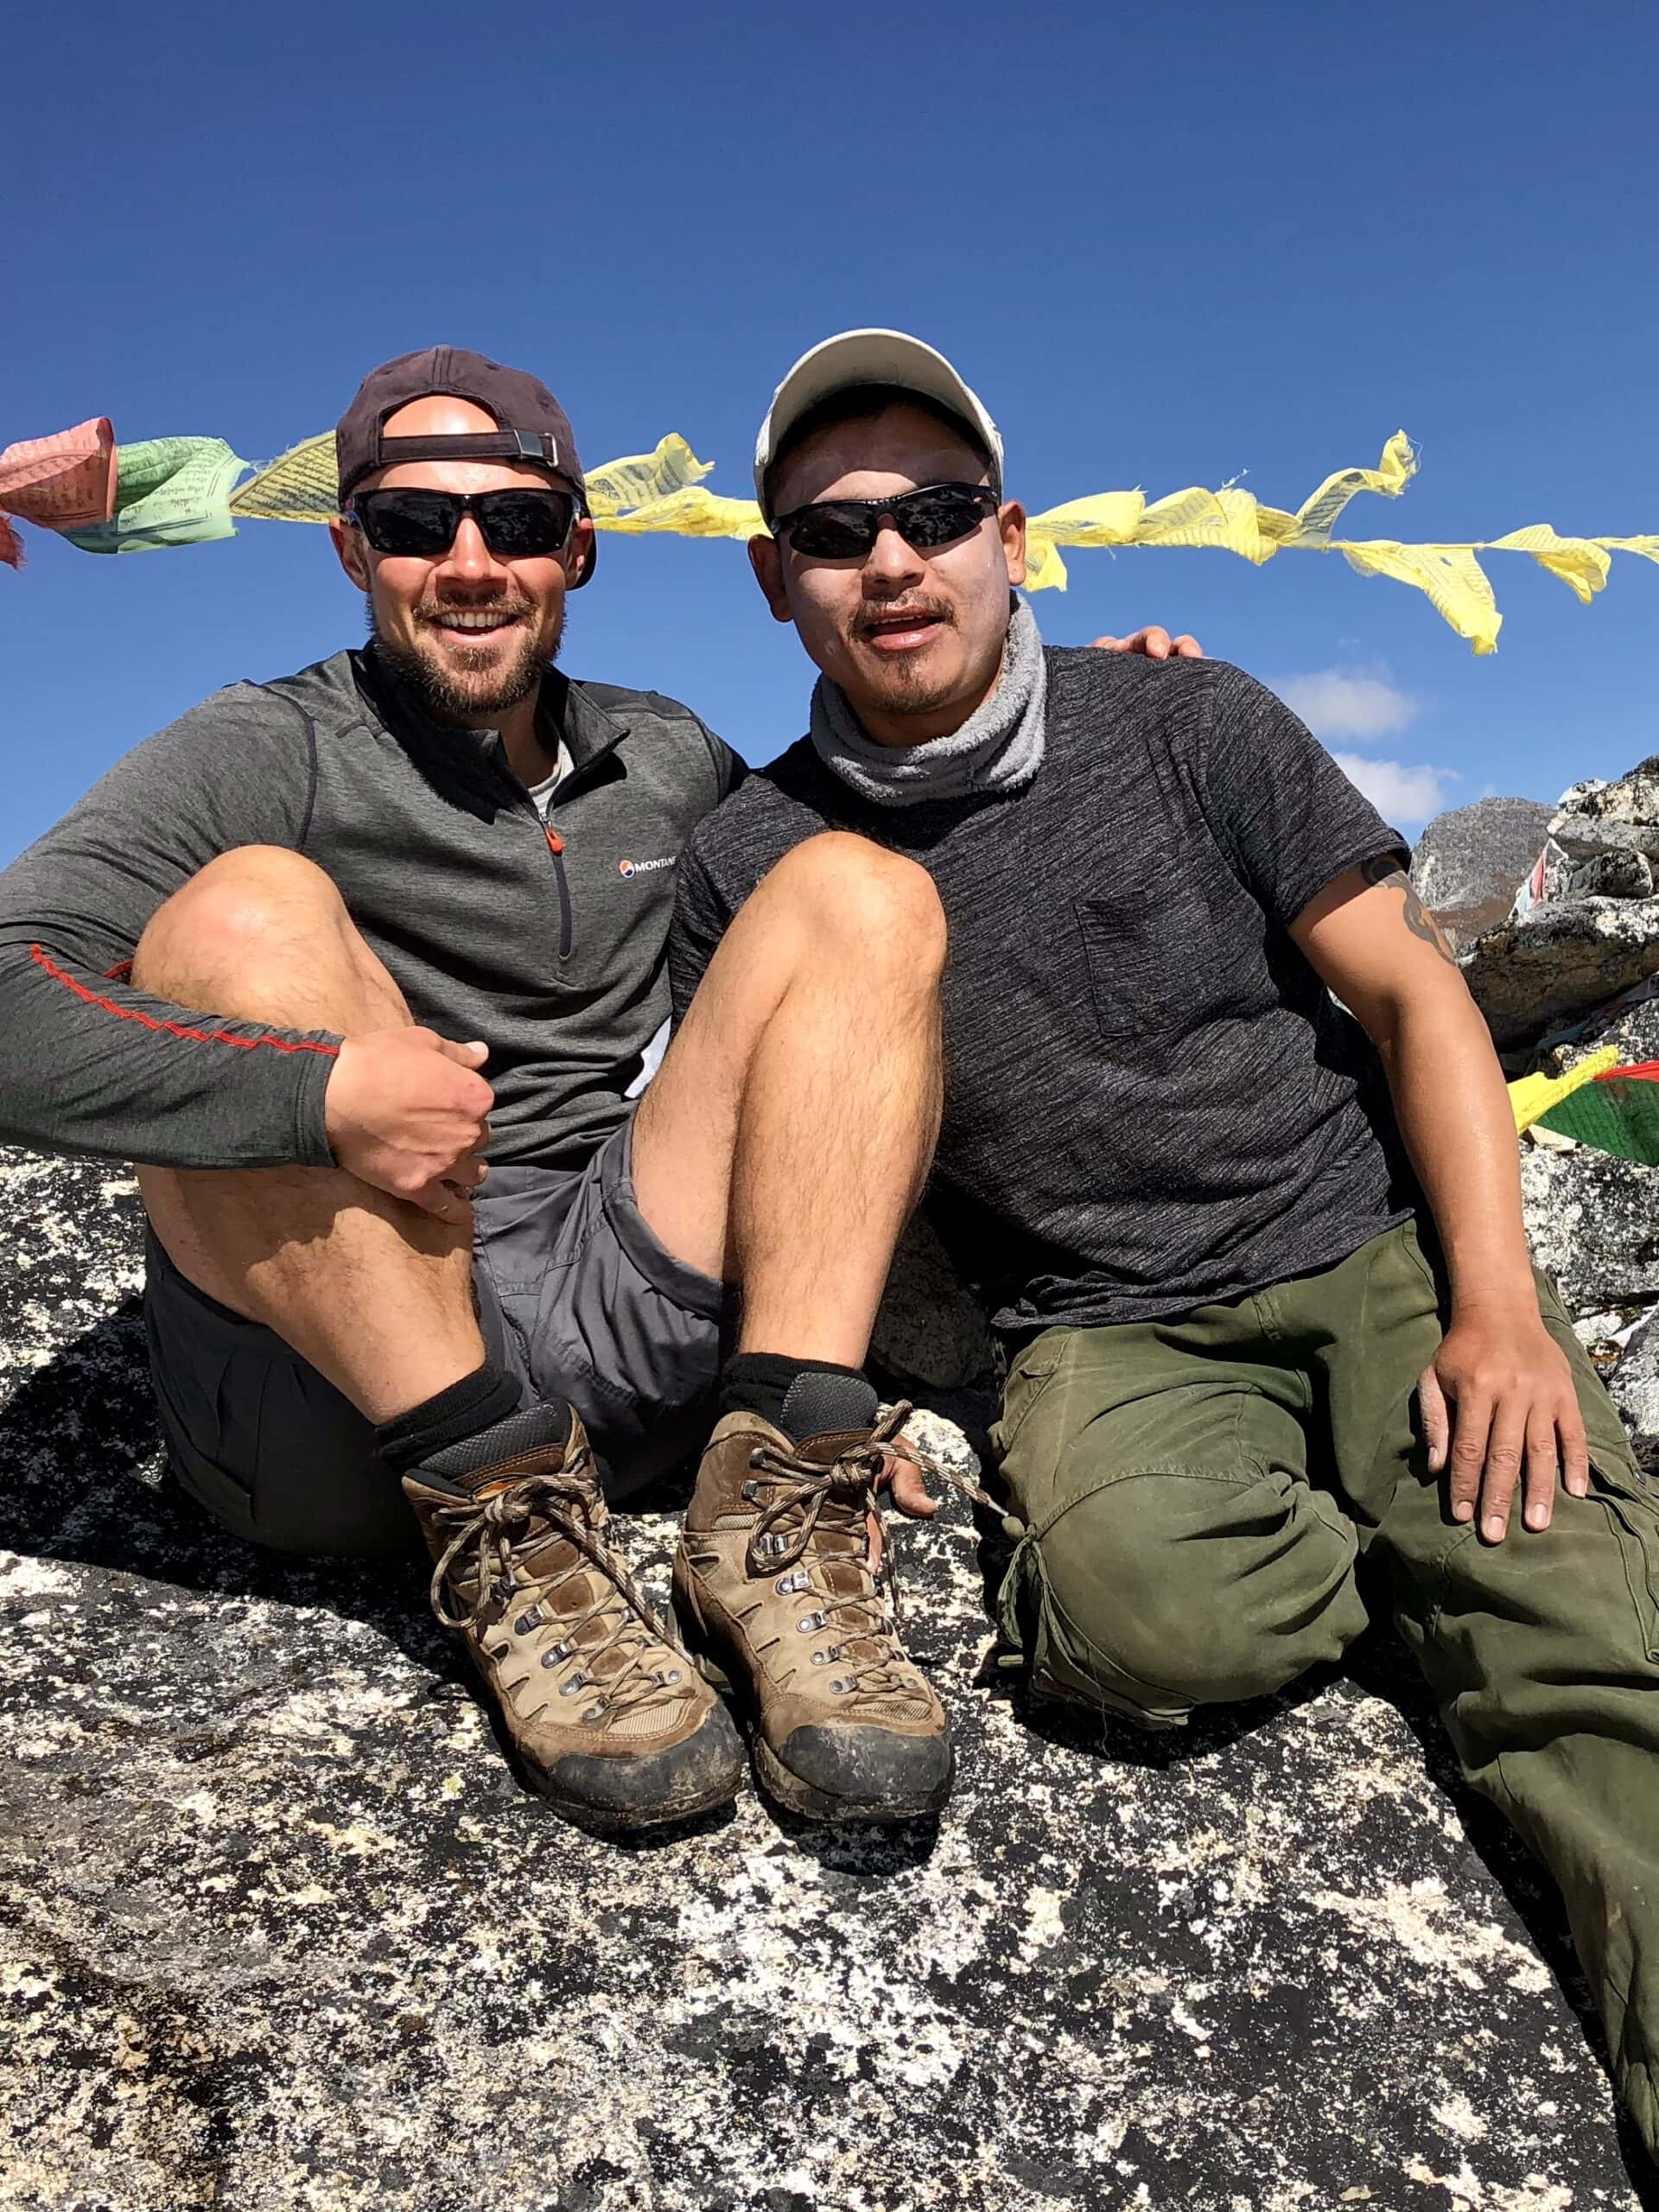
3, 416, 1656, 655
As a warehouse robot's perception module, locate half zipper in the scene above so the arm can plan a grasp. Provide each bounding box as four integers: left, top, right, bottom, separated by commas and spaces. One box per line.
541, 817, 574, 961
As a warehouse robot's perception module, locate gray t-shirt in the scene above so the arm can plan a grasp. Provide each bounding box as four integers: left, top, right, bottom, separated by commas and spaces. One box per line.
671, 648, 1414, 1335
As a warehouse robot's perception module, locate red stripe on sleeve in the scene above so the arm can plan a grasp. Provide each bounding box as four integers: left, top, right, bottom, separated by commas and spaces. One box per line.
29, 944, 340, 1060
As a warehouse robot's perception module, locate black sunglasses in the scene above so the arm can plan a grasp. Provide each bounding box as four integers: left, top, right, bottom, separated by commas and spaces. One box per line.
771, 480, 1001, 561
348, 486, 579, 561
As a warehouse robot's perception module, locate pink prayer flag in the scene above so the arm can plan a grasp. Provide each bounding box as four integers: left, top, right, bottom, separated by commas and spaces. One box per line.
0, 417, 117, 530
0, 513, 21, 569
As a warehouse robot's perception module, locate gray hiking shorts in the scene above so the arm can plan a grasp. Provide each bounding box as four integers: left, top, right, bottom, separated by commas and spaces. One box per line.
143, 1117, 732, 1556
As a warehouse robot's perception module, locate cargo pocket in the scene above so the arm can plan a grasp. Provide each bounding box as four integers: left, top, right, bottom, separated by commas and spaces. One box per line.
991, 1336, 1066, 1462
1592, 1456, 1659, 1667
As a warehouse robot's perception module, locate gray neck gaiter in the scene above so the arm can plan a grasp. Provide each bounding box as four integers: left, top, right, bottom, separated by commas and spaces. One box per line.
808, 599, 1046, 808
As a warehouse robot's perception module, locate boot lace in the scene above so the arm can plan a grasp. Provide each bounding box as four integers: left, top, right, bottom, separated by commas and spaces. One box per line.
426, 1438, 690, 1723
743, 1402, 995, 1707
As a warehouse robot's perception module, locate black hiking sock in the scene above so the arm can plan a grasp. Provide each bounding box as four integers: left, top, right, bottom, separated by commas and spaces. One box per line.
720, 1352, 879, 1443
374, 1361, 531, 1476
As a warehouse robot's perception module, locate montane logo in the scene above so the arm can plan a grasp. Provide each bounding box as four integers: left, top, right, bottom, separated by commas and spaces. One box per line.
619, 856, 676, 878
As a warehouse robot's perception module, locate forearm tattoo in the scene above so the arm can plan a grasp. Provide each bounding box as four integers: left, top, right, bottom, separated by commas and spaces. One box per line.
1359, 855, 1459, 966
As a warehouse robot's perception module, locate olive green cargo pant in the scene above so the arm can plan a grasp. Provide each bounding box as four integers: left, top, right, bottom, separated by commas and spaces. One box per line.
992, 1219, 1659, 2154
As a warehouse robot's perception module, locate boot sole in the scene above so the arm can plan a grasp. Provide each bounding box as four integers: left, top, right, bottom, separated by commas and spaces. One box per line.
521, 1759, 741, 1838
454, 1642, 742, 1837
753, 1735, 951, 1828
675, 1592, 950, 1827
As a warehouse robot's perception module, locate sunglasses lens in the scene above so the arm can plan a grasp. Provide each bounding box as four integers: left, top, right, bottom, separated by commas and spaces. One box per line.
784, 506, 874, 559
897, 487, 992, 549
356, 492, 458, 556
354, 489, 576, 559
477, 491, 575, 558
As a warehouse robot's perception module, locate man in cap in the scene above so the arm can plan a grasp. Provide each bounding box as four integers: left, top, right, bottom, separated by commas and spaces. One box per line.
668, 329, 1659, 2156
0, 344, 1102, 1835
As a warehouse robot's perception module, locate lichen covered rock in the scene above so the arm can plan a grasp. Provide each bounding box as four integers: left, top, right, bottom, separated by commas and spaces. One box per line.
1, 1148, 1652, 2209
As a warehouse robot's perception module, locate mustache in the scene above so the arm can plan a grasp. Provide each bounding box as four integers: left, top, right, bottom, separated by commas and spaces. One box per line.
852, 595, 956, 639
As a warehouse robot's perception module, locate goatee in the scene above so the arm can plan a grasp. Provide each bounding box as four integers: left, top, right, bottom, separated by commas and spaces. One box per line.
367, 599, 564, 723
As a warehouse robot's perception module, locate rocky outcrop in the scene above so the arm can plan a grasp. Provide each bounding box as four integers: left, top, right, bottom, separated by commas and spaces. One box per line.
1459, 760, 1659, 1048
1608, 1311, 1659, 1476
1521, 1144, 1659, 1312
1459, 895, 1659, 1049
1411, 794, 1553, 950
3, 1147, 1653, 2209
12, 757, 1659, 2209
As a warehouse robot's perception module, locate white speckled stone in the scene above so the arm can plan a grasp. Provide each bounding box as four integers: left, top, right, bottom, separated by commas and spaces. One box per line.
1, 1147, 1653, 2210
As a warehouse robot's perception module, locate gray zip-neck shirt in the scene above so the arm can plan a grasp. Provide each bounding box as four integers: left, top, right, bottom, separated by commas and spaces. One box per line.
0, 647, 741, 1173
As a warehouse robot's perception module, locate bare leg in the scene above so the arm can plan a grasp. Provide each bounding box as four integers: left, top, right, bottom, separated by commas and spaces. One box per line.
133, 846, 485, 1422
632, 832, 945, 1365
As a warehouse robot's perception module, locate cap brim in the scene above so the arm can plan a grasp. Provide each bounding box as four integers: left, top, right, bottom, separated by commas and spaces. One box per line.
753, 328, 1002, 513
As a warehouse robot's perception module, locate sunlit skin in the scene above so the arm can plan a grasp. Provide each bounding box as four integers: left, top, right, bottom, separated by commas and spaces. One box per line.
329, 394, 595, 787
749, 402, 1029, 748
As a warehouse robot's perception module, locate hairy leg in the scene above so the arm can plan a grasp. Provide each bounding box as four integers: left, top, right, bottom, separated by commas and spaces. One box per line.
632, 832, 945, 1364
133, 846, 486, 1421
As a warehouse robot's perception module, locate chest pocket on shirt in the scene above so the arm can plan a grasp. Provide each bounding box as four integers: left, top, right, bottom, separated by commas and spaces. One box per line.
1075, 893, 1250, 1046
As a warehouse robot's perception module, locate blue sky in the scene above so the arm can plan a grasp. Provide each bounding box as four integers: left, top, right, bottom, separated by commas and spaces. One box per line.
5, 3, 1657, 865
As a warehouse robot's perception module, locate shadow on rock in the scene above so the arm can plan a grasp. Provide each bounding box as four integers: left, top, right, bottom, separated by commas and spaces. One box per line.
0, 1295, 461, 1683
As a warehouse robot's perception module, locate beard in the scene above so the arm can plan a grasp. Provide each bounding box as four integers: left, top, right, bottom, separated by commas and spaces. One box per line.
845, 594, 976, 719
367, 594, 564, 722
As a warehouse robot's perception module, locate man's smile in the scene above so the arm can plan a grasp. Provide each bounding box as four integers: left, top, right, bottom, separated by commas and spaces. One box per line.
422, 605, 527, 646
857, 604, 952, 654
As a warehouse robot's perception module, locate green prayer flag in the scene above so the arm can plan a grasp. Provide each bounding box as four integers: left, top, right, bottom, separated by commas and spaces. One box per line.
1538, 1075, 1659, 1166
63, 437, 246, 554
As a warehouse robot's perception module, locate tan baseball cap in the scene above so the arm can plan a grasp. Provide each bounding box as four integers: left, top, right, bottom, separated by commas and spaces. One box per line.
753, 328, 1003, 518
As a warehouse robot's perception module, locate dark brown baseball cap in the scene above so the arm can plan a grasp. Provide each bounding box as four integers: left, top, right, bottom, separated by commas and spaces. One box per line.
335, 346, 594, 582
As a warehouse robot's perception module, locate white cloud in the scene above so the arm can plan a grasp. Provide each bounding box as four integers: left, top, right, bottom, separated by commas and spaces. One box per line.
1273, 667, 1418, 743
1331, 753, 1459, 826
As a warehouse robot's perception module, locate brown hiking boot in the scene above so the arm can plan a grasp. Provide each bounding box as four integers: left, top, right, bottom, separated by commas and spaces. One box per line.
402, 1403, 744, 1834
671, 1395, 953, 1826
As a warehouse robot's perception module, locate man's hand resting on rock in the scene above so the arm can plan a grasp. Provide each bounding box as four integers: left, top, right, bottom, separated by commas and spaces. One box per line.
1418, 1311, 1591, 1542
325, 1028, 494, 1224
1090, 626, 1204, 659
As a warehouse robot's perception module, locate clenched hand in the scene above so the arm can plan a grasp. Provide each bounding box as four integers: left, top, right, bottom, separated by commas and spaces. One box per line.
1418, 1313, 1591, 1541
325, 1027, 494, 1224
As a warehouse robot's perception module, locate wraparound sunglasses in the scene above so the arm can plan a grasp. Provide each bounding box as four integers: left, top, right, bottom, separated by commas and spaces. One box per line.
348, 486, 579, 560
770, 480, 1001, 561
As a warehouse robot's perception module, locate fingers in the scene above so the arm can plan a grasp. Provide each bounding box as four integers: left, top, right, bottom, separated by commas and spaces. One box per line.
1417, 1363, 1450, 1475
410, 1177, 474, 1224
1559, 1400, 1591, 1501
435, 1036, 490, 1068
1090, 626, 1202, 660
1522, 1408, 1560, 1533
1476, 1400, 1527, 1543
448, 1153, 490, 1192
1446, 1389, 1493, 1529
886, 1458, 939, 1518
1088, 630, 1173, 657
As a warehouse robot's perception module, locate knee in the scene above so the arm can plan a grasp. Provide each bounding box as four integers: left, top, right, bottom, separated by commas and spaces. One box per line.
134, 847, 346, 993
766, 832, 947, 978
1016, 1468, 1363, 1717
